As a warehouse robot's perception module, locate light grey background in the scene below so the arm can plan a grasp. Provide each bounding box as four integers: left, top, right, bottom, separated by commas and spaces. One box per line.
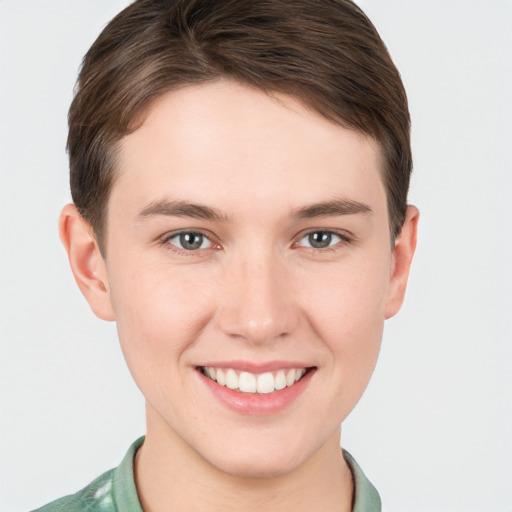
1, 1, 511, 511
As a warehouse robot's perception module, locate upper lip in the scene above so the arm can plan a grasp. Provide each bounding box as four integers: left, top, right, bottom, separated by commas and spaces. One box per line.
197, 360, 315, 373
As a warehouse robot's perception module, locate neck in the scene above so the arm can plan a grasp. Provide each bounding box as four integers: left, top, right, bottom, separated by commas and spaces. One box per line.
135, 407, 353, 512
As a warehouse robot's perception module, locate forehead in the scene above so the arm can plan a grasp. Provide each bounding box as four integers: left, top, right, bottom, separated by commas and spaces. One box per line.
112, 80, 386, 217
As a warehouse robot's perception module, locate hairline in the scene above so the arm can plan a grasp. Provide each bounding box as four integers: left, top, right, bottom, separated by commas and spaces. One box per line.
91, 81, 397, 257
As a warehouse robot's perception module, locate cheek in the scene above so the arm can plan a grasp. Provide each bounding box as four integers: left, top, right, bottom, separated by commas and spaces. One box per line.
107, 259, 217, 376
286, 256, 389, 426
298, 254, 390, 362
305, 251, 389, 314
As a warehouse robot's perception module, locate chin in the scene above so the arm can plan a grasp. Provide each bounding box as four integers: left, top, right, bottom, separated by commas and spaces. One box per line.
209, 449, 304, 479
194, 430, 315, 479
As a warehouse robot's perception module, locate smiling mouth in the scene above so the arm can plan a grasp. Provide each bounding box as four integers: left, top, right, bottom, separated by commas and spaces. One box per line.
199, 366, 314, 394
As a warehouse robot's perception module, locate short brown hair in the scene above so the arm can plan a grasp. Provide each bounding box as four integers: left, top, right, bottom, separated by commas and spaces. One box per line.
68, 0, 411, 253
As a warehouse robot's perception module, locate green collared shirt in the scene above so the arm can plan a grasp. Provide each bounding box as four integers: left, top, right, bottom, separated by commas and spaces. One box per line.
33, 437, 381, 512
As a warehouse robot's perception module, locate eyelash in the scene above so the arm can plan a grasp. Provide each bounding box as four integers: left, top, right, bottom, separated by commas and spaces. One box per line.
294, 230, 352, 252
160, 230, 218, 256
159, 229, 353, 256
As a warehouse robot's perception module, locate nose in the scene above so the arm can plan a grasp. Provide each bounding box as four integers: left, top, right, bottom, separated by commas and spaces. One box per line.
216, 250, 299, 345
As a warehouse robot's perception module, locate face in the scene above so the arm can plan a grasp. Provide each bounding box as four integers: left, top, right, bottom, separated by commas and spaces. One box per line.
77, 80, 414, 477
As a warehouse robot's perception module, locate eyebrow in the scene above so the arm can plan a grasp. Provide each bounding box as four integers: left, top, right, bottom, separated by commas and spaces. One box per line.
292, 199, 373, 219
138, 199, 227, 221
137, 197, 372, 222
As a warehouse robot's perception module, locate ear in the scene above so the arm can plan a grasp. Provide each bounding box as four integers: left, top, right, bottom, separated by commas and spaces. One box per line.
385, 205, 419, 319
59, 204, 115, 321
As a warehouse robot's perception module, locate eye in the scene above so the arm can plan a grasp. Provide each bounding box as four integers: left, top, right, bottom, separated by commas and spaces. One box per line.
297, 231, 344, 249
166, 231, 212, 251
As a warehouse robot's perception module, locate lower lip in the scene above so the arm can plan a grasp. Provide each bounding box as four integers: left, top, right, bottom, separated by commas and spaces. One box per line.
198, 369, 315, 415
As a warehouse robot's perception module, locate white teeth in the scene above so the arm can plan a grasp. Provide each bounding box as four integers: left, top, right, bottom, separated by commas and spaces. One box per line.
202, 366, 309, 394
239, 372, 257, 393
274, 370, 286, 390
225, 369, 238, 390
256, 372, 274, 394
216, 368, 226, 386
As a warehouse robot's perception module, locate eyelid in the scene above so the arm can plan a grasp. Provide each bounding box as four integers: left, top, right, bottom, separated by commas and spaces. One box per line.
160, 229, 220, 254
158, 227, 353, 254
293, 228, 353, 249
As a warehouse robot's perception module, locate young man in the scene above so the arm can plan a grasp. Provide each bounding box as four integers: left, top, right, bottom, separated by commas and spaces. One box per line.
35, 0, 418, 510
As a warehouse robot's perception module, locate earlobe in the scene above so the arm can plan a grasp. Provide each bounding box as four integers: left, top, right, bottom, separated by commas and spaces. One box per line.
384, 205, 419, 319
59, 204, 115, 321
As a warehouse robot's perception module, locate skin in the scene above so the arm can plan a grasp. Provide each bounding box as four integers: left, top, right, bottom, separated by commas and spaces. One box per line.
60, 80, 418, 512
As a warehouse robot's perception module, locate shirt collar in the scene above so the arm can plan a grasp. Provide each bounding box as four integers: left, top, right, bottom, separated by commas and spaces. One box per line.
343, 449, 382, 512
114, 438, 381, 512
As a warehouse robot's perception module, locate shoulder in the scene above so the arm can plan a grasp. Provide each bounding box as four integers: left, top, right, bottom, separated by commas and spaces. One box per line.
343, 449, 382, 512
30, 437, 145, 512
31, 469, 116, 512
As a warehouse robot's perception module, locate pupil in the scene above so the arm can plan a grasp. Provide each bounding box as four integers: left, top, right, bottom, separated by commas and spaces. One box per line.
309, 232, 331, 249
180, 233, 202, 250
